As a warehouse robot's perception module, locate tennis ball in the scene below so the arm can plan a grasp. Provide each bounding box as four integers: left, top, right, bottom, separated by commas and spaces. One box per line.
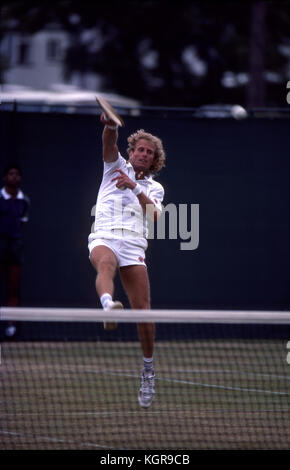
231, 105, 248, 120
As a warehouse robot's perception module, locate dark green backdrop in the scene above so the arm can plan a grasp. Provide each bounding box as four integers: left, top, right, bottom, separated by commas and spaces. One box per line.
1, 111, 290, 310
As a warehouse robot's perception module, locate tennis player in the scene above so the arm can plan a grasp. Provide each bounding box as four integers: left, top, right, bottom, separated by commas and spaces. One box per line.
88, 113, 165, 407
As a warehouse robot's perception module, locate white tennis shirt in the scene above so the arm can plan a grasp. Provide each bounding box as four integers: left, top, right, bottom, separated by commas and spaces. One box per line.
89, 153, 164, 241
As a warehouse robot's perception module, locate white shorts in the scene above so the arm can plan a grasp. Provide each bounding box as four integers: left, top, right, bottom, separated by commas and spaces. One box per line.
88, 235, 148, 267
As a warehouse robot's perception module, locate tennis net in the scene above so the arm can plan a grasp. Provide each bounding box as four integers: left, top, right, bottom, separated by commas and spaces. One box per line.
1, 307, 290, 450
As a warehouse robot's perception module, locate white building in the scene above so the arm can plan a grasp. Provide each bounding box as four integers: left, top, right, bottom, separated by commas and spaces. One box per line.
1, 22, 71, 89
0, 22, 139, 108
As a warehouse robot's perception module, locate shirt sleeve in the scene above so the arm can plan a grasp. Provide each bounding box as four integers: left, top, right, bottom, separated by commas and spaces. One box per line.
148, 183, 164, 212
103, 153, 128, 175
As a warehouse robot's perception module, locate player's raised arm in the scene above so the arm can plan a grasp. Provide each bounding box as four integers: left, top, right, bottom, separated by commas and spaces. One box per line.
100, 112, 119, 163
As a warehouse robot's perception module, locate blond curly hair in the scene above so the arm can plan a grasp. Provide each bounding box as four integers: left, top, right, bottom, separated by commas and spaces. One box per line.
127, 129, 166, 175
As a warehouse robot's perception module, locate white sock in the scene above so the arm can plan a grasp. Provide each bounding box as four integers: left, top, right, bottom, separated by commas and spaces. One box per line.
143, 356, 154, 373
100, 293, 112, 309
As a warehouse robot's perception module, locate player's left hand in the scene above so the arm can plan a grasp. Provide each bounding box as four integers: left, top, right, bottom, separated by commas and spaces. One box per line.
111, 169, 136, 190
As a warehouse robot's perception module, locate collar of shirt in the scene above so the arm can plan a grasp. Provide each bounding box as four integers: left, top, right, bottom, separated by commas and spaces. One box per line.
126, 161, 153, 184
1, 187, 24, 200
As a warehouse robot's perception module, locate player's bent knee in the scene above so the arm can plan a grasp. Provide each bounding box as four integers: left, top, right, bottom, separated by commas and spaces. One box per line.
97, 257, 117, 276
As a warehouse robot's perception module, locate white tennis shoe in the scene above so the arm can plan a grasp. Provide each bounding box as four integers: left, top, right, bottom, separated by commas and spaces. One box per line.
138, 369, 155, 408
103, 300, 123, 330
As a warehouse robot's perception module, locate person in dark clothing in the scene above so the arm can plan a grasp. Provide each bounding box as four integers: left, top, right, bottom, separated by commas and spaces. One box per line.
0, 165, 30, 337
